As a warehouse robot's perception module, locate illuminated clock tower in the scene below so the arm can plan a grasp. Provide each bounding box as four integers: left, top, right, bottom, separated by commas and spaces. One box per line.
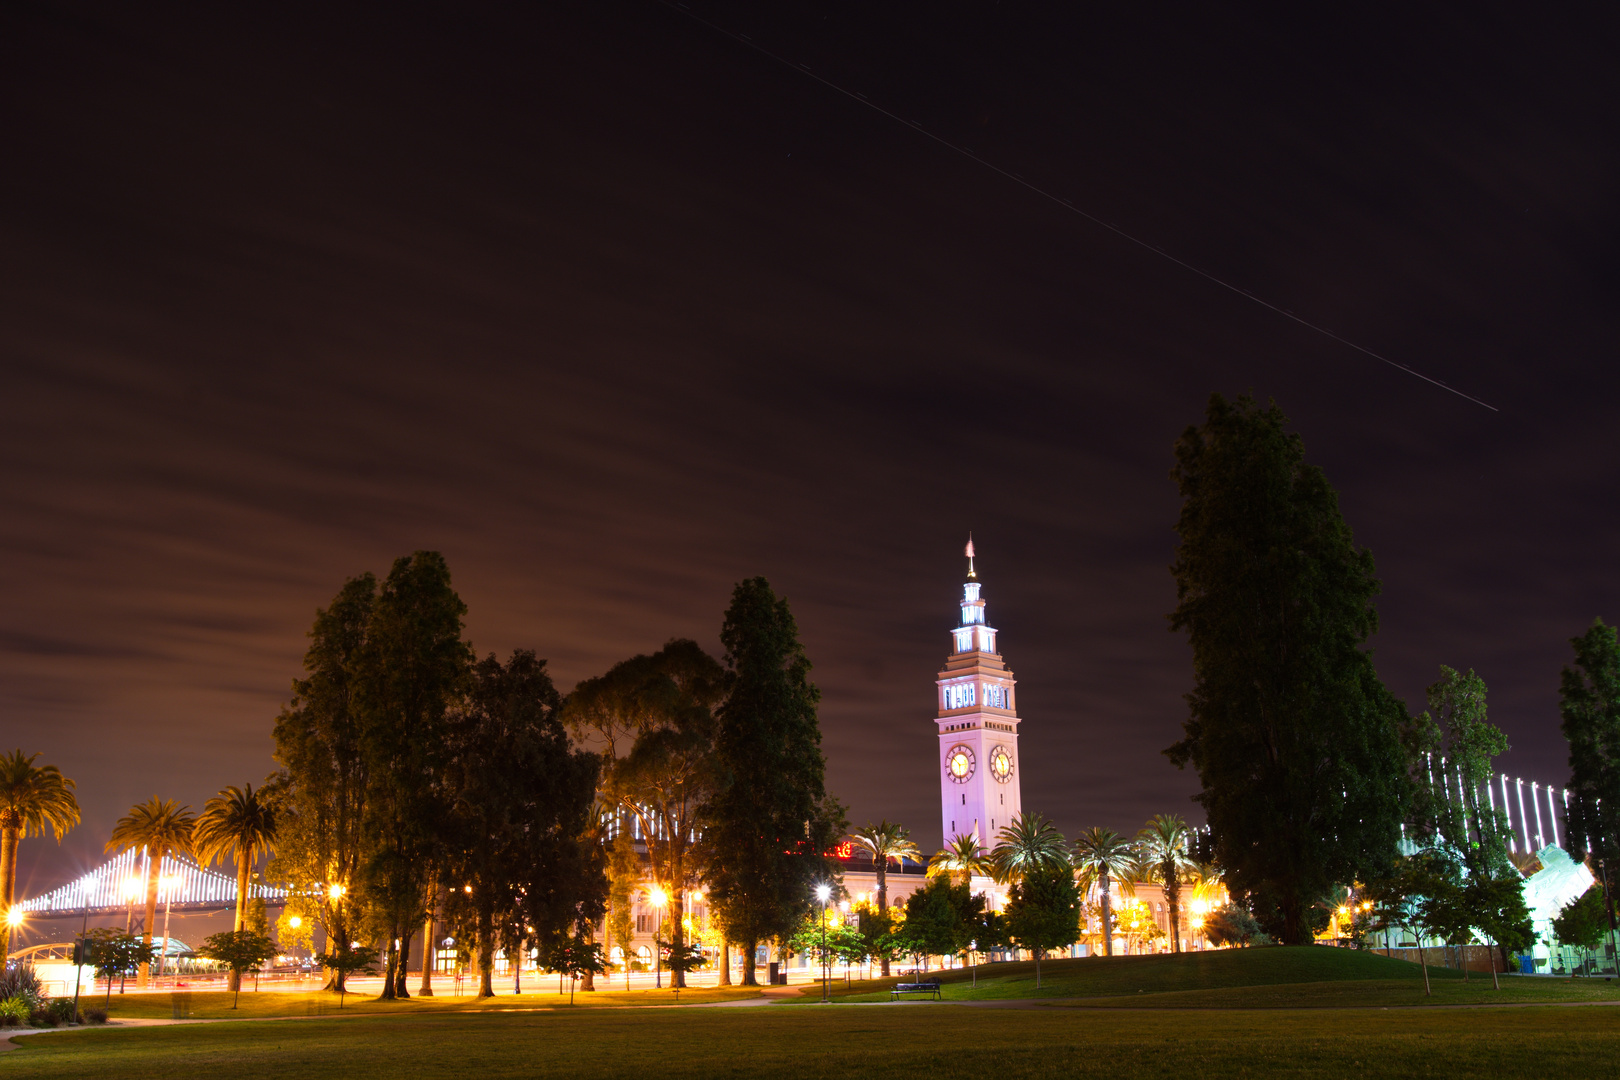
937, 539, 1023, 849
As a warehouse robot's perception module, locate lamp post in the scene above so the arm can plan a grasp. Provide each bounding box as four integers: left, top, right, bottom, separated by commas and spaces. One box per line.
123, 875, 141, 934
648, 885, 668, 989
815, 884, 831, 1003
72, 876, 93, 1017
156, 874, 181, 980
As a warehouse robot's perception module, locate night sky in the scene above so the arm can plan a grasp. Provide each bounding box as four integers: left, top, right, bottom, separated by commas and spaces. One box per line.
5, 2, 1619, 904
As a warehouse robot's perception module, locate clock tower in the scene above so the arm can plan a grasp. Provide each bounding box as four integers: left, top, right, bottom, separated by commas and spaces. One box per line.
937, 540, 1023, 849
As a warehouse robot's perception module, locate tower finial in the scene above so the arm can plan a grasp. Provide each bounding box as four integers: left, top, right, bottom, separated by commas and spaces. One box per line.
965, 533, 976, 579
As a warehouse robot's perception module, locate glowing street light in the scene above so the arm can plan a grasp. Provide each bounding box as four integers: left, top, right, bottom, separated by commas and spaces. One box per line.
647, 885, 668, 989
5, 907, 23, 928
157, 874, 182, 978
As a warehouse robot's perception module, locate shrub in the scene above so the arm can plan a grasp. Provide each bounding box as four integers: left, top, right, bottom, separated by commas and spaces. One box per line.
84, 1007, 109, 1025
1203, 904, 1263, 947
28, 1008, 57, 1028
47, 998, 78, 1025
0, 998, 28, 1026
0, 963, 43, 1004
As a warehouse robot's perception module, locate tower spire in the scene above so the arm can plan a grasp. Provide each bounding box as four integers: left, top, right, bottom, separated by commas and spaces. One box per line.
965, 533, 976, 579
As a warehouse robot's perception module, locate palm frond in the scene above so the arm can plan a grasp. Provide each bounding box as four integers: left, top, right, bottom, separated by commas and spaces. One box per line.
849, 820, 921, 866
989, 812, 1068, 882
0, 751, 80, 842
927, 833, 991, 878
193, 784, 277, 868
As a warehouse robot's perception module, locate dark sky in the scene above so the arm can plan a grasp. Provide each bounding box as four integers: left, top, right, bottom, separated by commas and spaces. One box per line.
5, 1, 1619, 900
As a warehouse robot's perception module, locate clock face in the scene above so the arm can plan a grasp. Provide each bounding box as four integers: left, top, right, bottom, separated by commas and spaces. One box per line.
989, 746, 1014, 783
945, 745, 976, 783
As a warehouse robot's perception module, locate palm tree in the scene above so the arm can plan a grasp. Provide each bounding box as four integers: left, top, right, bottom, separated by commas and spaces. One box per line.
1072, 827, 1136, 958
849, 821, 921, 912
106, 798, 196, 987
0, 751, 81, 965
193, 784, 277, 992
1137, 814, 1195, 954
989, 812, 1068, 883
928, 833, 992, 883
849, 820, 922, 977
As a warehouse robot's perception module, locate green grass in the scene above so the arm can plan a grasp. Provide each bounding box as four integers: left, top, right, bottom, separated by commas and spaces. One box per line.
82, 984, 759, 1020
801, 946, 1620, 1008
10, 1001, 1620, 1078
10, 950, 1619, 1078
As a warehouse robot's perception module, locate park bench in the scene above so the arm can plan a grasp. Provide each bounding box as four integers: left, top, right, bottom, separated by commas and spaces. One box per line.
890, 978, 942, 1001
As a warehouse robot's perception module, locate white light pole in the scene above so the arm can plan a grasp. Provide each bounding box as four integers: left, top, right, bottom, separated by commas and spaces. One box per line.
1516, 779, 1532, 854
815, 884, 831, 1003
648, 885, 668, 989
156, 873, 181, 979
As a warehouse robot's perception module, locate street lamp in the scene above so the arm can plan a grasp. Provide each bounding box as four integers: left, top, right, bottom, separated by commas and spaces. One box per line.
122, 875, 141, 934
815, 884, 832, 1003
157, 874, 181, 978
648, 885, 668, 989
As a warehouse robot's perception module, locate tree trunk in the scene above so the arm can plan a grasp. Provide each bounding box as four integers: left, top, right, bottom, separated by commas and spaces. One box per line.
228, 852, 251, 993
1100, 874, 1115, 958
671, 889, 687, 989
718, 940, 732, 985
1416, 940, 1432, 996
1281, 894, 1305, 946
477, 906, 495, 998
877, 868, 891, 976
740, 939, 758, 986
419, 904, 435, 996
395, 927, 412, 997
138, 848, 160, 988
378, 927, 398, 1000
1165, 867, 1181, 954
0, 823, 20, 966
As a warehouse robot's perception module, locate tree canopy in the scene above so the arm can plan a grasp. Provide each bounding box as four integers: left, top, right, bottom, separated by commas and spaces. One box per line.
1165, 393, 1409, 944
566, 638, 725, 988
1561, 618, 1620, 865
1002, 865, 1081, 987
700, 577, 845, 986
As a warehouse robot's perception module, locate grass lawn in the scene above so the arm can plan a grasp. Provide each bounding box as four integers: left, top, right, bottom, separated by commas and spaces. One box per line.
10, 949, 1617, 1078
804, 946, 1620, 1008
9, 1001, 1620, 1079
